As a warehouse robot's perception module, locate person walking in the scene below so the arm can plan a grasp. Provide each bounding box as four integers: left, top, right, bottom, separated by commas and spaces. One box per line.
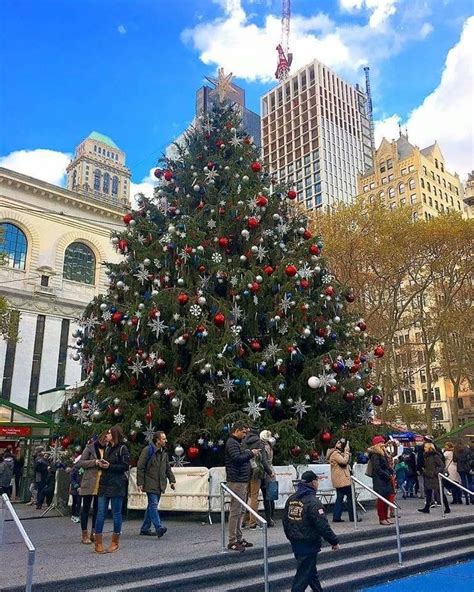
454, 443, 474, 505
283, 470, 339, 592
137, 431, 176, 538
327, 438, 358, 523
77, 434, 106, 544
0, 452, 14, 497
224, 421, 260, 552
94, 426, 130, 554
36, 465, 56, 509
34, 453, 50, 509
367, 436, 395, 525
13, 445, 24, 500
418, 443, 450, 514
69, 456, 82, 523
394, 457, 408, 498
403, 448, 417, 498
259, 430, 277, 527
242, 427, 274, 529
443, 442, 462, 504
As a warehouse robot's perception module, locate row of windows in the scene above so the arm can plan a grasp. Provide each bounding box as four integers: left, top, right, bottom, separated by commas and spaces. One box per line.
93, 170, 119, 195
422, 165, 459, 194
0, 223, 96, 285
93, 145, 119, 161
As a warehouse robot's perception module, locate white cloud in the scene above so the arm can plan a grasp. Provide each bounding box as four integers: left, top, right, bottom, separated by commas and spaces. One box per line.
375, 16, 474, 177
182, 0, 431, 82
130, 167, 157, 206
117, 24, 127, 34
0, 149, 71, 186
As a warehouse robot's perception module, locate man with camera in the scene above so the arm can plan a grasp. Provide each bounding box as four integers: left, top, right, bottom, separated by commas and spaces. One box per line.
327, 438, 359, 523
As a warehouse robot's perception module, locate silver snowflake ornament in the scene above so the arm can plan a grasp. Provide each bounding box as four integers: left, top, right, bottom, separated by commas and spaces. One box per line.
230, 275, 239, 287
230, 134, 242, 147
207, 219, 217, 229
173, 404, 186, 426
128, 359, 146, 377
80, 315, 99, 333
171, 455, 189, 468
255, 245, 268, 262
297, 263, 314, 280
205, 169, 219, 183
231, 303, 244, 322
263, 340, 281, 362
190, 305, 202, 317
205, 390, 215, 404
280, 294, 293, 314
134, 264, 150, 285
148, 317, 168, 338
142, 423, 156, 443
212, 252, 223, 264
219, 374, 235, 398
102, 310, 112, 321
292, 398, 311, 419
243, 397, 265, 420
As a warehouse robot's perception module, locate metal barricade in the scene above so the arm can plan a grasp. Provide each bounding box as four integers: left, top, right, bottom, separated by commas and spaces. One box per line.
438, 473, 474, 518
220, 482, 269, 592
0, 493, 35, 592
351, 476, 403, 566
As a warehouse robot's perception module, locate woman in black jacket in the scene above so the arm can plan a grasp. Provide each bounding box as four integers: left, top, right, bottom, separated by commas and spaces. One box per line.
93, 425, 130, 554
368, 436, 395, 525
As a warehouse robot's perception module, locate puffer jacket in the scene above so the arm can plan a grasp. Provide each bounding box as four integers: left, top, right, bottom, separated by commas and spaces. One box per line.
283, 482, 339, 553
98, 443, 130, 497
422, 450, 445, 490
225, 435, 253, 483
367, 445, 394, 497
327, 447, 351, 489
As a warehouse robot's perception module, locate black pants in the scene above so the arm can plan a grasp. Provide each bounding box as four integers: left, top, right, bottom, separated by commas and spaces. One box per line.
260, 483, 275, 522
80, 495, 98, 531
292, 552, 323, 592
423, 488, 450, 511
37, 486, 53, 508
71, 493, 81, 517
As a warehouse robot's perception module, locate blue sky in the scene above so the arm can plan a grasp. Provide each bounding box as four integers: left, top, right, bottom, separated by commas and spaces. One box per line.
1, 0, 473, 194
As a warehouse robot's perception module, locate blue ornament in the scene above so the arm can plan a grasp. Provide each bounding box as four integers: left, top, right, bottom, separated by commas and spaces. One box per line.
212, 446, 220, 454
110, 306, 117, 313
223, 425, 229, 433
330, 332, 337, 341
243, 290, 250, 297
234, 378, 241, 385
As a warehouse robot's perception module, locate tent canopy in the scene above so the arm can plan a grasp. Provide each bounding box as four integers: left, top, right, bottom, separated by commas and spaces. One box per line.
0, 399, 52, 439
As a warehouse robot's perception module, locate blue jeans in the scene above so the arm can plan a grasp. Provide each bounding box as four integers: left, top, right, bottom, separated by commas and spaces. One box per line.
95, 495, 123, 534
459, 471, 474, 502
333, 486, 354, 521
141, 492, 162, 533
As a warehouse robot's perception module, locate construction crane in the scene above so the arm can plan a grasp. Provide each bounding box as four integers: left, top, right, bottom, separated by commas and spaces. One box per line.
275, 0, 293, 81
364, 66, 375, 156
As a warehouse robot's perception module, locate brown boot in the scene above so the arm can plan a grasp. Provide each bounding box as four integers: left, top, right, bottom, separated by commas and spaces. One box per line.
94, 533, 106, 554
90, 530, 95, 543
81, 530, 92, 544
107, 532, 120, 553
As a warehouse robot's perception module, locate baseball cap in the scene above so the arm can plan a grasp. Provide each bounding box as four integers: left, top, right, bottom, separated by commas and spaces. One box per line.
301, 470, 318, 483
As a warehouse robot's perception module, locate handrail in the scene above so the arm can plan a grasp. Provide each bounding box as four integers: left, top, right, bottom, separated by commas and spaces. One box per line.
0, 494, 35, 592
220, 483, 269, 592
438, 473, 474, 519
351, 476, 402, 566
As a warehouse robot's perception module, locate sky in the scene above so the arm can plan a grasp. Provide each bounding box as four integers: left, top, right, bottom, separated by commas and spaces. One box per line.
0, 0, 473, 200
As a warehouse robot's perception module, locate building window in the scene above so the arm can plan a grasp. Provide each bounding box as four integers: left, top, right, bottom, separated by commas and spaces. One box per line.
399, 182, 405, 194
28, 314, 46, 410
63, 242, 96, 285
94, 145, 97, 152
103, 172, 110, 194
56, 319, 70, 387
440, 162, 444, 172
112, 176, 119, 195
94, 169, 101, 190
408, 178, 416, 190
410, 194, 417, 204
72, 169, 77, 187
0, 223, 28, 270
387, 159, 393, 169
435, 158, 438, 169
388, 187, 395, 198
40, 275, 49, 287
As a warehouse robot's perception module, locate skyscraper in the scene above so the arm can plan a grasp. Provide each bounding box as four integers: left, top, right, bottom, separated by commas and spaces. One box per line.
261, 59, 373, 210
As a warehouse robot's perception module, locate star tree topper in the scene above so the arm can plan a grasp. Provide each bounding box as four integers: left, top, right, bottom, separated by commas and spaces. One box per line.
205, 67, 240, 103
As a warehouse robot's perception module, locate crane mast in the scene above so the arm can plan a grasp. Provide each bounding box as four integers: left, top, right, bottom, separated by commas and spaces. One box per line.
275, 0, 293, 81
364, 66, 375, 156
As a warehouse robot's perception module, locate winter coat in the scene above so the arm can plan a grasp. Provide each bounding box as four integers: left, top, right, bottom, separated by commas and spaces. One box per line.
242, 430, 273, 480
98, 443, 130, 498
136, 445, 176, 494
368, 445, 394, 498
327, 447, 351, 489
443, 450, 460, 482
283, 483, 339, 554
77, 442, 105, 496
403, 451, 417, 477
0, 459, 14, 488
262, 442, 275, 484
225, 435, 253, 483
454, 447, 471, 473
422, 451, 445, 490
34, 458, 49, 485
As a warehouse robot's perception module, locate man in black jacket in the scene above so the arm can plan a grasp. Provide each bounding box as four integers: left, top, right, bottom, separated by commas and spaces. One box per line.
225, 421, 260, 551
283, 471, 339, 592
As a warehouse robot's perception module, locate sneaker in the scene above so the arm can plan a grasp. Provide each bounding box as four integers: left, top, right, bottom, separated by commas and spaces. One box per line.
430, 503, 439, 508
418, 508, 430, 513
228, 542, 245, 552
156, 527, 167, 538
240, 539, 254, 548
71, 516, 80, 523
140, 530, 155, 536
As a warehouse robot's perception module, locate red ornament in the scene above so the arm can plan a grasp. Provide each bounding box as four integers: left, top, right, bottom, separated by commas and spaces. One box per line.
131, 316, 139, 326
177, 292, 189, 306
249, 339, 262, 352
218, 237, 229, 248
328, 385, 337, 393
214, 312, 225, 327
287, 189, 297, 200
310, 450, 320, 462
263, 265, 274, 276
123, 213, 133, 225
206, 407, 215, 417
320, 431, 332, 444
244, 136, 252, 145
149, 307, 160, 319
324, 286, 335, 297
266, 394, 277, 409
61, 436, 71, 450
372, 393, 384, 406
111, 311, 123, 324
256, 195, 268, 207
247, 217, 259, 229
251, 161, 262, 172
309, 244, 320, 255
374, 345, 385, 358
153, 168, 162, 179
215, 139, 224, 148
343, 391, 356, 402
176, 366, 183, 375
198, 265, 206, 273
345, 291, 356, 303
285, 264, 297, 277
299, 279, 309, 289
303, 229, 312, 240
290, 445, 302, 458
118, 239, 128, 253
187, 446, 200, 461
163, 170, 173, 182
357, 320, 367, 331
250, 281, 260, 294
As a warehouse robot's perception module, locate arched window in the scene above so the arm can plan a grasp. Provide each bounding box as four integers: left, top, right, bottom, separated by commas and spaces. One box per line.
63, 242, 96, 285
112, 176, 119, 195
94, 169, 101, 191
103, 172, 110, 194
72, 170, 77, 187
0, 223, 27, 270
388, 186, 395, 198
420, 178, 424, 188
408, 178, 416, 190
398, 182, 405, 194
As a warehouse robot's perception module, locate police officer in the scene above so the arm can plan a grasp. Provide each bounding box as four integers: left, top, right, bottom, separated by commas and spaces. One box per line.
283, 470, 340, 592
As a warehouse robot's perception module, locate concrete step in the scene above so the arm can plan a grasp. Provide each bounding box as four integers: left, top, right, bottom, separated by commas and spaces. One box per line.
96, 522, 474, 592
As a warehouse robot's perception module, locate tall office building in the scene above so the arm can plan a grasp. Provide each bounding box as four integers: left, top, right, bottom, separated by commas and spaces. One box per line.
261, 59, 373, 210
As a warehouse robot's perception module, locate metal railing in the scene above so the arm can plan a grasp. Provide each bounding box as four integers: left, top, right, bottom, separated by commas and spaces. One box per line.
351, 476, 402, 566
0, 494, 35, 592
438, 473, 474, 519
220, 483, 269, 592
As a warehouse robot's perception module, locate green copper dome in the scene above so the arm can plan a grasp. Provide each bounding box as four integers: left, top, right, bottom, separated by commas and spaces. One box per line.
87, 131, 119, 149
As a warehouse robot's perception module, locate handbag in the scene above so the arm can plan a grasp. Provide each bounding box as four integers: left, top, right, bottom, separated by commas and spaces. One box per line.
266, 480, 279, 501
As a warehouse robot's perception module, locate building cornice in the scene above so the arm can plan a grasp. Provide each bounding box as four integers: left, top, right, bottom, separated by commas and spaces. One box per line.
0, 167, 129, 217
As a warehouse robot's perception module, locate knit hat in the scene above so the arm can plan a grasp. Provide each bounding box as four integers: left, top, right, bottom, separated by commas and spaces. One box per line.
372, 435, 385, 446
259, 430, 272, 441
301, 470, 319, 483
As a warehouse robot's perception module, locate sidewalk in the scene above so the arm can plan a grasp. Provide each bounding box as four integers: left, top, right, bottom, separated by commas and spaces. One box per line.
2, 498, 473, 591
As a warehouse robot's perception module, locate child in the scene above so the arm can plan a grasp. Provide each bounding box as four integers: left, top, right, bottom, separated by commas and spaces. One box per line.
69, 457, 82, 523
395, 458, 408, 499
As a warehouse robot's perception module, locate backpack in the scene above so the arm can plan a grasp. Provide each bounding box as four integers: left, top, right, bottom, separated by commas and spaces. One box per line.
145, 443, 155, 469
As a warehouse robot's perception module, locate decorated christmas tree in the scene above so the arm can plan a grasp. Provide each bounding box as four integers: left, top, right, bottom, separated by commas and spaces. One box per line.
65, 74, 383, 464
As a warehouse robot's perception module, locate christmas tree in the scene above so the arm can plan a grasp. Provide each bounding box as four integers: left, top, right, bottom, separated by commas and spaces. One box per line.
65, 77, 383, 464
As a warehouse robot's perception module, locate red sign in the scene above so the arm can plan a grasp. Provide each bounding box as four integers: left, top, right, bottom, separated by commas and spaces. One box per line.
0, 426, 32, 437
